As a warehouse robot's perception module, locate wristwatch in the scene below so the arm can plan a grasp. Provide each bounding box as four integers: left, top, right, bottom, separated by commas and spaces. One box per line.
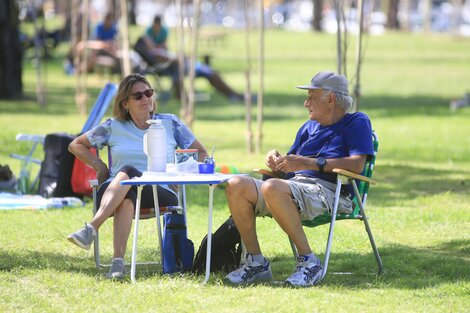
316, 157, 327, 173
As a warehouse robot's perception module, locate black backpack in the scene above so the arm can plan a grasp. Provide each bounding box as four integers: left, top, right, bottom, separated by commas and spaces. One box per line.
192, 216, 242, 274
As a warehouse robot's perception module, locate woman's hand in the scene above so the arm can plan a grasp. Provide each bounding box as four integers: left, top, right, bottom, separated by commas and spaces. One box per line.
93, 159, 110, 185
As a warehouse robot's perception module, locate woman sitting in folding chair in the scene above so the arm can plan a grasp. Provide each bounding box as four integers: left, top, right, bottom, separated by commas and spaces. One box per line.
67, 73, 208, 280
224, 71, 375, 287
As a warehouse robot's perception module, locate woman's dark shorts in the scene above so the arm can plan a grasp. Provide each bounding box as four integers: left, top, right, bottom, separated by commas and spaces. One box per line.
96, 165, 178, 209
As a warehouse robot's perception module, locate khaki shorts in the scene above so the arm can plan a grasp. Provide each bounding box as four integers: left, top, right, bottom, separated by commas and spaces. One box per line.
252, 176, 353, 221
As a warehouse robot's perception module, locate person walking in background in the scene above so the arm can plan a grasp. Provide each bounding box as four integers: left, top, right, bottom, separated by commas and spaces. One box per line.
66, 73, 208, 280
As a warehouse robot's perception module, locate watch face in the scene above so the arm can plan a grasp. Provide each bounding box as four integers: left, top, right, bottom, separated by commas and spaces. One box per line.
317, 157, 326, 166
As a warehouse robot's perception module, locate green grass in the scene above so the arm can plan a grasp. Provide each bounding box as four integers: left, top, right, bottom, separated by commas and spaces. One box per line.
1, 28, 470, 312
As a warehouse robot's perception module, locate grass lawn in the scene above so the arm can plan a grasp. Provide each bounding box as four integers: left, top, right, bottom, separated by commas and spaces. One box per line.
0, 28, 469, 312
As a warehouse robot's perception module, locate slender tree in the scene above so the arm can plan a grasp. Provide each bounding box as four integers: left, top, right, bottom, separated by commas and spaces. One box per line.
312, 0, 324, 31
128, 0, 137, 25
386, 0, 400, 29
256, 0, 265, 153
187, 0, 202, 128
0, 0, 23, 99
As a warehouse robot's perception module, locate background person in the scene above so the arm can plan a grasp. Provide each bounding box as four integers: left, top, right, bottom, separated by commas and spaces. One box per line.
224, 71, 374, 287
67, 73, 208, 280
66, 12, 120, 74
83, 12, 119, 73
136, 15, 245, 101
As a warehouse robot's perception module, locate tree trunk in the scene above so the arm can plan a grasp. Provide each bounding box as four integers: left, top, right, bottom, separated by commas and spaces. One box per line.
0, 0, 23, 99
312, 0, 324, 31
128, 0, 137, 25
386, 0, 400, 29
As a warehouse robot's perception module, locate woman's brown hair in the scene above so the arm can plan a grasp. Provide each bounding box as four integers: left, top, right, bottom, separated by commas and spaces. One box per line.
112, 73, 155, 121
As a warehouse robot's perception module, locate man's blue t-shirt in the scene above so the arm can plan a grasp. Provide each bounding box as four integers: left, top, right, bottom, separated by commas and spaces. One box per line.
287, 112, 374, 185
94, 23, 118, 41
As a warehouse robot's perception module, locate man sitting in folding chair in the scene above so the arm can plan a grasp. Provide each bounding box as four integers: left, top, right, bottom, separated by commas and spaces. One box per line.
224, 71, 375, 287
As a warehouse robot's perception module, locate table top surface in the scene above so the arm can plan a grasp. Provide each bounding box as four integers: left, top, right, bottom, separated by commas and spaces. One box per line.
120, 172, 244, 185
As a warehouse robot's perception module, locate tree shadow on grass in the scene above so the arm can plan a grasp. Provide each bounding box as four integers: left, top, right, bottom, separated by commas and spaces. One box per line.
371, 164, 469, 206
192, 93, 468, 122
0, 247, 164, 280
0, 86, 104, 116
3, 88, 466, 122
248, 238, 470, 289
0, 249, 98, 276
1, 238, 468, 288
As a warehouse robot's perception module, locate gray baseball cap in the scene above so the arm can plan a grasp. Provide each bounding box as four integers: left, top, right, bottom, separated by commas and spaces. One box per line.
297, 71, 349, 95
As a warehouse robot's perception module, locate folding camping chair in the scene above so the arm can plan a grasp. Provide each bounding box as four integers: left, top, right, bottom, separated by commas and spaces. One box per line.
290, 131, 383, 281
254, 131, 383, 282
9, 82, 118, 194
89, 173, 185, 270
89, 167, 187, 271
89, 114, 189, 270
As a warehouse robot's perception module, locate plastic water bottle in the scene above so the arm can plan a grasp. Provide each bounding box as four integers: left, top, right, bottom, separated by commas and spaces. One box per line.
49, 197, 84, 208
143, 119, 167, 172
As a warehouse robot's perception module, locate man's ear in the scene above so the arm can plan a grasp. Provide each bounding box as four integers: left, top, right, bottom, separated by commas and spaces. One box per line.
328, 91, 336, 105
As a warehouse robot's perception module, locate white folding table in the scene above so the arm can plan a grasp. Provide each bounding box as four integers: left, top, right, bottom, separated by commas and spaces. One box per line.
121, 172, 238, 283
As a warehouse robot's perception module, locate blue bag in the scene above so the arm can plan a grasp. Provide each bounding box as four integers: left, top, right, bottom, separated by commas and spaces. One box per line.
162, 212, 194, 274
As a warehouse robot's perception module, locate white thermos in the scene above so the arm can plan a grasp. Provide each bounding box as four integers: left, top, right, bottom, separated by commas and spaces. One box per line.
143, 119, 167, 172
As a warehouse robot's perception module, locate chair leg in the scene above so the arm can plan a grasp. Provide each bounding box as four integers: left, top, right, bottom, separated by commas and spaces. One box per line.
93, 232, 102, 269
289, 237, 299, 261
320, 179, 343, 280
351, 182, 384, 275
91, 180, 104, 269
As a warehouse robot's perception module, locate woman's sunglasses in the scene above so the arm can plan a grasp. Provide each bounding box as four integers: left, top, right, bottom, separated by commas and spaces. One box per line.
131, 89, 154, 100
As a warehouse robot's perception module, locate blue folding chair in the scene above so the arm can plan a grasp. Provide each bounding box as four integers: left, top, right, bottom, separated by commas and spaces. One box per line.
80, 83, 118, 134
10, 83, 118, 194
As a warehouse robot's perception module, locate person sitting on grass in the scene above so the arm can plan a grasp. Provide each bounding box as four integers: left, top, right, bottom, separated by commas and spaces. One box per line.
223, 71, 374, 287
66, 73, 208, 280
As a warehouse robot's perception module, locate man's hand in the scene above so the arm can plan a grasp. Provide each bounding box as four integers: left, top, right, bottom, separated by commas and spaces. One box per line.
265, 149, 281, 170
270, 154, 313, 173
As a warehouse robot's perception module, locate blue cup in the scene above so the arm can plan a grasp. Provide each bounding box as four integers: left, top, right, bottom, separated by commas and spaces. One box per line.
198, 163, 215, 174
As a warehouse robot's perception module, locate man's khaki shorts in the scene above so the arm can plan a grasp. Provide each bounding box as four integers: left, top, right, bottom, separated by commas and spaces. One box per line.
252, 176, 353, 221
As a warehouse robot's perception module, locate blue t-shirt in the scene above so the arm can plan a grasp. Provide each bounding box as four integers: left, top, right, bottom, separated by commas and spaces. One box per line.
85, 113, 196, 191
287, 112, 374, 185
94, 22, 118, 41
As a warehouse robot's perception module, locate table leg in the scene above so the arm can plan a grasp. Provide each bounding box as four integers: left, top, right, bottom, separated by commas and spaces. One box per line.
181, 185, 187, 224
152, 185, 163, 270
203, 184, 215, 284
131, 185, 143, 283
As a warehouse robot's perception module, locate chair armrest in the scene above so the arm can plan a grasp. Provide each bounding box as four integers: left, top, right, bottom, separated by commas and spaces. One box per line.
252, 168, 284, 179
15, 133, 46, 144
253, 168, 377, 185
332, 168, 376, 185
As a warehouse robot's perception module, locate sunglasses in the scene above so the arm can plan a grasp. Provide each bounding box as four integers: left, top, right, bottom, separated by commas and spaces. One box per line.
131, 89, 154, 100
